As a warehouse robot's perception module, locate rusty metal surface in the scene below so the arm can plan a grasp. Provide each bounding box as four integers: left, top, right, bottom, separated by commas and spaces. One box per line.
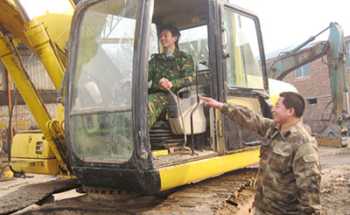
18, 168, 257, 215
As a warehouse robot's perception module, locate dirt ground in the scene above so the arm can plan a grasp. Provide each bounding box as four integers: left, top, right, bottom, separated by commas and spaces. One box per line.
1, 145, 350, 215
219, 145, 350, 215
319, 146, 350, 215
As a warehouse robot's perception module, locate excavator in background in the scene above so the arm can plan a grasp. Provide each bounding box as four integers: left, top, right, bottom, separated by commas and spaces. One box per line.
269, 22, 349, 147
0, 0, 75, 178
0, 0, 301, 213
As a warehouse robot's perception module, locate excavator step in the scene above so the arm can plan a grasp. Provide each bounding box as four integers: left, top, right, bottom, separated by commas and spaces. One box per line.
0, 178, 79, 215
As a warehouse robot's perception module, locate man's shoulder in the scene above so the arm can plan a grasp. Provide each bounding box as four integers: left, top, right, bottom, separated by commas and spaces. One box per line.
287, 123, 319, 158
288, 123, 314, 144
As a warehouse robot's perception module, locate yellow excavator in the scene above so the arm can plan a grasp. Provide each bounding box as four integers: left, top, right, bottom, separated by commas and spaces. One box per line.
0, 0, 75, 178
0, 0, 301, 213
63, 0, 298, 194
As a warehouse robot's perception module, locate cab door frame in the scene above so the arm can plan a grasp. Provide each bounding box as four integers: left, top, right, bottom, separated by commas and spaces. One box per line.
215, 1, 269, 153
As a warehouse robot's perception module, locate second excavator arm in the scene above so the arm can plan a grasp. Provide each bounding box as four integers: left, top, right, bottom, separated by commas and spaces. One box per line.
269, 23, 348, 119
269, 22, 348, 145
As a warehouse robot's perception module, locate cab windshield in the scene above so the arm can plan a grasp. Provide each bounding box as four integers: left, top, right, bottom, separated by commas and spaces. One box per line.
223, 8, 264, 89
69, 0, 139, 163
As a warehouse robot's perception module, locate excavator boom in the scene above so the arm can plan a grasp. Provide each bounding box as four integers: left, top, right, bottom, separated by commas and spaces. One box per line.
269, 22, 348, 146
0, 0, 75, 175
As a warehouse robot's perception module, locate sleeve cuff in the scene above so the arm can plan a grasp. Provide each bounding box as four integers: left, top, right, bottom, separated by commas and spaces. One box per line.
221, 104, 230, 113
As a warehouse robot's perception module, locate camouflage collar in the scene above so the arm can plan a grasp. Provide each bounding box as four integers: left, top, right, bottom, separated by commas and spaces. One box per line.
268, 121, 297, 141
158, 49, 183, 60
279, 120, 304, 140
280, 118, 300, 133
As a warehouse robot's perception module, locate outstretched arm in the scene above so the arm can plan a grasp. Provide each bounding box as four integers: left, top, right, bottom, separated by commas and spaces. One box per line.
200, 96, 274, 137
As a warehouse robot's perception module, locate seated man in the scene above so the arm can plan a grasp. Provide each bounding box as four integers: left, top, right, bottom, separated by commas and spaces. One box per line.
148, 25, 194, 128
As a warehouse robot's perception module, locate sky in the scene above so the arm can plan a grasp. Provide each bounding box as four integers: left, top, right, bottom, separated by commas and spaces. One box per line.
18, 0, 73, 19
230, 0, 350, 55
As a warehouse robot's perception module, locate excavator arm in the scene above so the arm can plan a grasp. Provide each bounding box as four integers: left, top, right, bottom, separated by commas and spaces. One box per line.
270, 41, 329, 80
0, 0, 75, 175
269, 22, 348, 146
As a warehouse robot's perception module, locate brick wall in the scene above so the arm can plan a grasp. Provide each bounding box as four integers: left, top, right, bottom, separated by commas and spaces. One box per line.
275, 36, 350, 134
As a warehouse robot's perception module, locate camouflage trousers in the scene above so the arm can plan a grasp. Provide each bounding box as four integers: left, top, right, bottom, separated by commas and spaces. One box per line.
148, 92, 168, 128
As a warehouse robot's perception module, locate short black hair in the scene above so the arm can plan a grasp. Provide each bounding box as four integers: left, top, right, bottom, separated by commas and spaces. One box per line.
280, 92, 305, 118
159, 24, 181, 38
159, 24, 181, 48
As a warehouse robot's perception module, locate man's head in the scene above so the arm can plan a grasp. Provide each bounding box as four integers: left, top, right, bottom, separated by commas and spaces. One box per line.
272, 92, 305, 125
159, 25, 180, 50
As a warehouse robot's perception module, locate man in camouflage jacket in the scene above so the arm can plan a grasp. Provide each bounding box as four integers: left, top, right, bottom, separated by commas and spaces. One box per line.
148, 25, 194, 127
201, 92, 321, 215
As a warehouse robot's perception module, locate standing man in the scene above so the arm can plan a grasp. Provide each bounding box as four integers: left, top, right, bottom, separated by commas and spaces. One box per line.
201, 92, 321, 215
148, 25, 194, 127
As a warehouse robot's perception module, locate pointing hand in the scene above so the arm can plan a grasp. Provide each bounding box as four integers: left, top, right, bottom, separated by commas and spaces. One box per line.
200, 96, 224, 109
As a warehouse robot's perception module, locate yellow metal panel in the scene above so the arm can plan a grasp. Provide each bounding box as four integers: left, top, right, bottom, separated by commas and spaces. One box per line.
159, 148, 259, 191
152, 150, 169, 158
11, 158, 59, 175
226, 96, 262, 114
11, 133, 55, 159
11, 132, 59, 175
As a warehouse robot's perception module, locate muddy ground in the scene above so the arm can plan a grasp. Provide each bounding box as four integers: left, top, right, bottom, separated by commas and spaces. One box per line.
201, 145, 350, 215
319, 146, 350, 215
1, 145, 350, 215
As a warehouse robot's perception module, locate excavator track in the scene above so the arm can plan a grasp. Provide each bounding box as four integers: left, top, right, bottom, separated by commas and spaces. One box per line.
0, 178, 79, 215
17, 168, 257, 215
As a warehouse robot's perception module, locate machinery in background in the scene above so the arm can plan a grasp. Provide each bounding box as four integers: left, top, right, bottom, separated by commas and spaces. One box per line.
269, 22, 348, 147
0, 0, 75, 176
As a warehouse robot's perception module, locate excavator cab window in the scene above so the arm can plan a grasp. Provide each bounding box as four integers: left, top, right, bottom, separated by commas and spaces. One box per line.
68, 0, 140, 163
222, 7, 264, 89
179, 25, 209, 68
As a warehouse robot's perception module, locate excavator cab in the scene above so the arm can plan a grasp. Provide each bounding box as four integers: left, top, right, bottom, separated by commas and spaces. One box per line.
66, 0, 270, 193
